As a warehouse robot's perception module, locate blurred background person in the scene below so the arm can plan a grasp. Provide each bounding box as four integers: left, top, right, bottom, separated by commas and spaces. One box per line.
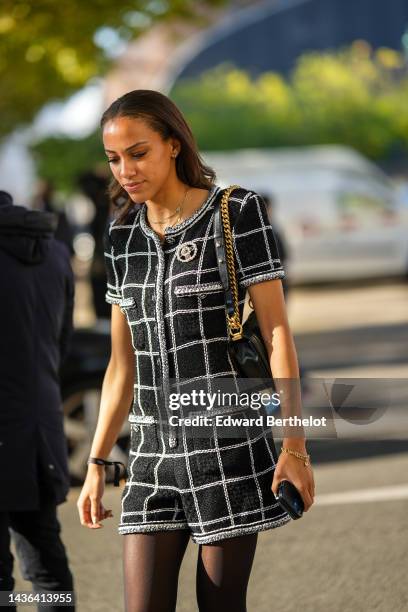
0, 190, 76, 610
77, 171, 111, 320
32, 179, 75, 256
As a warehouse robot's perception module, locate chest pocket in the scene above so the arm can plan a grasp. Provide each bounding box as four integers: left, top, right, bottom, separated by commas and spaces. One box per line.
174, 281, 227, 340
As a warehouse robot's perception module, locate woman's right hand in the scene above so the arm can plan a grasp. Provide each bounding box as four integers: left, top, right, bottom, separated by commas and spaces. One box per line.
76, 305, 134, 529
77, 465, 113, 529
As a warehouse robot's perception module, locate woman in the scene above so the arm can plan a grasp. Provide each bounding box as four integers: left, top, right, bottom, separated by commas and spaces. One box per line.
77, 89, 315, 612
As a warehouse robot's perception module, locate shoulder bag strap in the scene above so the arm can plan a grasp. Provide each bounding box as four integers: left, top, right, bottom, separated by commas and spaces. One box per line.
214, 185, 243, 340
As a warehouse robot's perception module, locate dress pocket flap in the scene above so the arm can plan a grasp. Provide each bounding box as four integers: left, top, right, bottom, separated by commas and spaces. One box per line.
119, 296, 136, 309
174, 281, 224, 296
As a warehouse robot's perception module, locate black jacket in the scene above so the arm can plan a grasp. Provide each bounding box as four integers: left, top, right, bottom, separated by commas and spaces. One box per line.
0, 191, 74, 511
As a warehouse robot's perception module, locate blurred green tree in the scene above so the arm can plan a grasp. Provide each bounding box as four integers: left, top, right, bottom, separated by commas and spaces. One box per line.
171, 41, 408, 158
31, 41, 408, 191
0, 0, 224, 137
31, 131, 106, 192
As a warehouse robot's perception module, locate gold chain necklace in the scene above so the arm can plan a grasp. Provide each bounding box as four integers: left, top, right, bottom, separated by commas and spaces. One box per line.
148, 188, 191, 227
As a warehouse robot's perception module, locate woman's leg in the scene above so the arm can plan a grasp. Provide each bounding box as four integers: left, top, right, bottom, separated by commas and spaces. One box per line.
196, 533, 258, 612
123, 530, 190, 612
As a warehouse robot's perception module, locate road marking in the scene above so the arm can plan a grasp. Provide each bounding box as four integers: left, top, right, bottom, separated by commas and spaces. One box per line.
315, 483, 408, 506
308, 365, 408, 378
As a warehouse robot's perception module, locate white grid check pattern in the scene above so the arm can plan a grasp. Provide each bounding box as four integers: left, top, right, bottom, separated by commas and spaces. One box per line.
103, 185, 291, 543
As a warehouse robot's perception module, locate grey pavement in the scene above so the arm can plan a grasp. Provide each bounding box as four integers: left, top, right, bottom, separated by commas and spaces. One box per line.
12, 452, 408, 612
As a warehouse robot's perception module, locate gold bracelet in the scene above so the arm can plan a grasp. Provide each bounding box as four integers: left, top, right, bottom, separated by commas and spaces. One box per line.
280, 446, 311, 466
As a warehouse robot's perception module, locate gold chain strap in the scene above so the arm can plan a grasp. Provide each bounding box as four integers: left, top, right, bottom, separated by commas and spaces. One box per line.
220, 185, 243, 341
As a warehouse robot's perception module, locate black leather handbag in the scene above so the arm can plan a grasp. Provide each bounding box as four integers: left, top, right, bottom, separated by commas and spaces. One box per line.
214, 185, 276, 388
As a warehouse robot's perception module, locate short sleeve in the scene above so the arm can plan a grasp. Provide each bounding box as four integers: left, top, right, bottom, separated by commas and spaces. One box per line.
232, 192, 286, 289
103, 222, 123, 305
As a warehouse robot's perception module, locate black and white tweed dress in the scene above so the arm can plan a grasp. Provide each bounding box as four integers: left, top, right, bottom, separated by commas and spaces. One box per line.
103, 184, 292, 543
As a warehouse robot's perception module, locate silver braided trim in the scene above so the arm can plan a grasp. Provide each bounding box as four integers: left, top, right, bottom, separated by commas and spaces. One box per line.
128, 405, 260, 428
162, 185, 220, 235
191, 514, 292, 544
240, 270, 285, 288
174, 281, 224, 296
118, 513, 292, 539
138, 210, 174, 442
128, 414, 157, 424
118, 522, 190, 535
105, 291, 122, 305
119, 297, 136, 308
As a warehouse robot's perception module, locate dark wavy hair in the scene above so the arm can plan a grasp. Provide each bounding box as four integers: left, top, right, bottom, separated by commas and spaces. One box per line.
100, 89, 216, 224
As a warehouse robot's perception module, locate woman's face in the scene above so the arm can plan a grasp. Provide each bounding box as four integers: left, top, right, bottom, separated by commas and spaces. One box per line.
103, 116, 180, 203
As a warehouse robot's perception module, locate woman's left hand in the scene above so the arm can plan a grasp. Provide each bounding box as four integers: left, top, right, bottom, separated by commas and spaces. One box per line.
271, 451, 315, 511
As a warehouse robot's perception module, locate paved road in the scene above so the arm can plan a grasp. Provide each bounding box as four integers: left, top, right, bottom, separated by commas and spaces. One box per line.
12, 452, 408, 612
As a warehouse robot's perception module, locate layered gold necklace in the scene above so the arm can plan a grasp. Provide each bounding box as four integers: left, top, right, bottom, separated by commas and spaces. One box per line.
148, 187, 191, 230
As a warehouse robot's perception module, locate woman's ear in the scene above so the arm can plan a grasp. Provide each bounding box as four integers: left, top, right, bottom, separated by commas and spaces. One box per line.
170, 137, 181, 158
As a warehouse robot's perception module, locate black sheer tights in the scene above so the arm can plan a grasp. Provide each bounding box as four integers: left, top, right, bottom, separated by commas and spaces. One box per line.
123, 530, 258, 612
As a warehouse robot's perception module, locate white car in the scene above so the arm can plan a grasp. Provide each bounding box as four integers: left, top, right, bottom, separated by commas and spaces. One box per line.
203, 145, 407, 284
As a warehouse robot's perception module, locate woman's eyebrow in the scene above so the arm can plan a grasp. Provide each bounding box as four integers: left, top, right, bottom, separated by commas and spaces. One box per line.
105, 140, 149, 153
